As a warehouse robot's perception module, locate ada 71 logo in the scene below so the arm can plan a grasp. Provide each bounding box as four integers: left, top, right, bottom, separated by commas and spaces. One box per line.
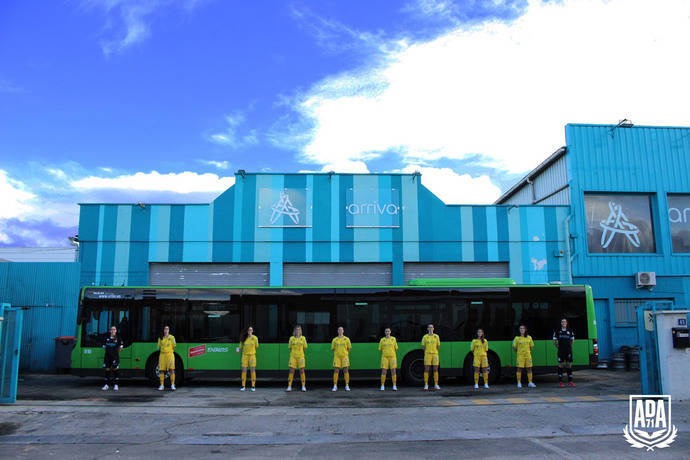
623, 395, 678, 451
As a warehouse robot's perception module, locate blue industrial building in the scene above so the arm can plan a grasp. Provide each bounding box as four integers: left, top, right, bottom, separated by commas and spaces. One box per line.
497, 123, 690, 360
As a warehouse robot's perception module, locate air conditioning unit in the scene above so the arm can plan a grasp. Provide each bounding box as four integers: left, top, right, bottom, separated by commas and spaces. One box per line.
635, 272, 656, 289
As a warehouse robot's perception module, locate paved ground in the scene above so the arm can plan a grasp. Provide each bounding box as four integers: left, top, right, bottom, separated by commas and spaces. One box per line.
1, 370, 689, 459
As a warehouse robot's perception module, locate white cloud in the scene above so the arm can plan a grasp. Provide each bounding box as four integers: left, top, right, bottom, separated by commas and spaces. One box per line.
0, 170, 36, 220
208, 114, 259, 148
286, 0, 690, 174
400, 165, 500, 204
71, 170, 235, 193
199, 159, 230, 170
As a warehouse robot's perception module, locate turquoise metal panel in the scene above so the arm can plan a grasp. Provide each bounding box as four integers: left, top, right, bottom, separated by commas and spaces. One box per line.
0, 305, 23, 403
182, 205, 210, 262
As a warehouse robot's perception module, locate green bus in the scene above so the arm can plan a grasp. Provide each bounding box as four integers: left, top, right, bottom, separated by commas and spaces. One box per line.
70, 278, 598, 385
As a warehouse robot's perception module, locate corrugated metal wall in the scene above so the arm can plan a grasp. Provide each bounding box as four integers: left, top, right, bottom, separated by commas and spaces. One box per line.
533, 154, 569, 204
283, 263, 392, 286
149, 263, 270, 286
0, 262, 80, 371
403, 262, 509, 283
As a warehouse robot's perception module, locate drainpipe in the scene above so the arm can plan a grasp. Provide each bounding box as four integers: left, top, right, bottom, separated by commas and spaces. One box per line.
526, 178, 536, 204
564, 214, 573, 284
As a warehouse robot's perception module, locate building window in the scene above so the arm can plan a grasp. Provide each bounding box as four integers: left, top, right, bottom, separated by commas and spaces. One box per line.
584, 194, 656, 254
668, 194, 690, 253
613, 299, 673, 326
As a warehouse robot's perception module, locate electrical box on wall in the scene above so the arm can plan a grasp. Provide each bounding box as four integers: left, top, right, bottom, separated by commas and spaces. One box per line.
672, 327, 689, 348
635, 271, 656, 289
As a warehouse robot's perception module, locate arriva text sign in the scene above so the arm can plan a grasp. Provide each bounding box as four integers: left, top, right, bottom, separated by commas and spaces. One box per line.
346, 187, 401, 228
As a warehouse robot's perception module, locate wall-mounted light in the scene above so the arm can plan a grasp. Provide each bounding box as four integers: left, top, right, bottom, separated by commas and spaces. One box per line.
137, 202, 146, 209
237, 169, 246, 178
412, 171, 421, 181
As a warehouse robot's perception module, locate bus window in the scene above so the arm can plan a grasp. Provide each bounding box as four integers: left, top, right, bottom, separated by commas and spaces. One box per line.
251, 303, 279, 342
338, 300, 388, 342
560, 287, 588, 337
189, 302, 240, 343
285, 295, 334, 342
82, 302, 130, 347
151, 300, 188, 342
389, 291, 446, 341
510, 287, 560, 339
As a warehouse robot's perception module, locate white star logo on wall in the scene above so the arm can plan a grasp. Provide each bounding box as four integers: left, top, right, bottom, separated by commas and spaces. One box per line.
270, 192, 300, 224
600, 201, 641, 248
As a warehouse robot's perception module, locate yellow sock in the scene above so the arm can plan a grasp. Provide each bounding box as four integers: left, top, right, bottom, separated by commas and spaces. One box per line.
516, 371, 522, 384
251, 371, 256, 387
333, 372, 339, 385
241, 371, 247, 387
170, 373, 175, 385
433, 371, 439, 385
344, 372, 349, 386
160, 373, 165, 385
483, 372, 489, 384
288, 373, 294, 386
300, 373, 305, 387
381, 375, 386, 385
392, 374, 397, 385
527, 372, 533, 384
424, 372, 429, 385
474, 372, 479, 385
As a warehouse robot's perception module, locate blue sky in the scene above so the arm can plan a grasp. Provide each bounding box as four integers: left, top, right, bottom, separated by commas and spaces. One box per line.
1, 0, 689, 247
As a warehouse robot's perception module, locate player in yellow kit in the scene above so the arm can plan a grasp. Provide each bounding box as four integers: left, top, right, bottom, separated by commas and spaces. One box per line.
379, 327, 398, 391
471, 328, 490, 389
331, 326, 352, 392
238, 326, 259, 391
287, 325, 307, 392
421, 324, 441, 391
157, 325, 176, 391
513, 324, 536, 388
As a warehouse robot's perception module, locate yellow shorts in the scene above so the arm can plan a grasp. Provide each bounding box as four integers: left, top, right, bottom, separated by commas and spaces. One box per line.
289, 355, 305, 369
516, 355, 532, 368
424, 354, 439, 366
158, 352, 175, 371
241, 355, 256, 368
381, 356, 397, 369
473, 355, 488, 368
333, 355, 350, 368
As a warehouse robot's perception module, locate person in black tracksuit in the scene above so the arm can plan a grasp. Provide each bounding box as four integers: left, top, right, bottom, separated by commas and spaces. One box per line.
553, 318, 575, 387
102, 326, 123, 391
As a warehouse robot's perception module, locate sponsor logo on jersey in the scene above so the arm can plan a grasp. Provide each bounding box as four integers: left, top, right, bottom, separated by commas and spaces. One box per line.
623, 395, 677, 450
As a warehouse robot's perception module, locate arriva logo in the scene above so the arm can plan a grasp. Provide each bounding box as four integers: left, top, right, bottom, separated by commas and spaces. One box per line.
346, 202, 399, 215
668, 207, 690, 223
623, 395, 677, 451
207, 346, 229, 353
270, 192, 300, 225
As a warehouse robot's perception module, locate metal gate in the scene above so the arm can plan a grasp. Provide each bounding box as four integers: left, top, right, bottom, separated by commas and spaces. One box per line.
0, 304, 23, 404
149, 263, 270, 286
403, 262, 510, 284
283, 263, 393, 286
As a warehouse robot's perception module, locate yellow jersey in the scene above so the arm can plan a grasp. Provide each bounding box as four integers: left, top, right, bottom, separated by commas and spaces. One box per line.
422, 333, 440, 354
157, 335, 176, 353
331, 336, 352, 357
288, 335, 307, 356
241, 335, 259, 355
471, 338, 488, 357
379, 336, 398, 357
512, 335, 534, 356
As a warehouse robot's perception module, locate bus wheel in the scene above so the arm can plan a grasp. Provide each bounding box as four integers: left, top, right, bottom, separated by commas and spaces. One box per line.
401, 351, 426, 386
146, 353, 185, 387
463, 352, 501, 385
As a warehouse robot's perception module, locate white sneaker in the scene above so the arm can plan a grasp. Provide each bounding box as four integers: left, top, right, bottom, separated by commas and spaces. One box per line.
301, 386, 306, 392
101, 384, 109, 391
240, 387, 246, 391
424, 385, 429, 391
517, 382, 522, 388
528, 382, 537, 388
434, 385, 441, 390
332, 385, 337, 392
380, 385, 385, 391
392, 385, 398, 391
345, 385, 350, 391
158, 385, 164, 391
113, 385, 119, 391
484, 384, 489, 389
171, 384, 176, 391
286, 386, 292, 392
474, 384, 479, 389
251, 387, 255, 392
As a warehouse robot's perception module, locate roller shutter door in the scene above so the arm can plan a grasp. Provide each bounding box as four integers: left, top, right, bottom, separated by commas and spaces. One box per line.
283, 263, 392, 286
149, 263, 270, 286
403, 262, 509, 284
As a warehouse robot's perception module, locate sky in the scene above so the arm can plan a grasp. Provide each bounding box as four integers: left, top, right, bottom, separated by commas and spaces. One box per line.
2, 0, 690, 247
